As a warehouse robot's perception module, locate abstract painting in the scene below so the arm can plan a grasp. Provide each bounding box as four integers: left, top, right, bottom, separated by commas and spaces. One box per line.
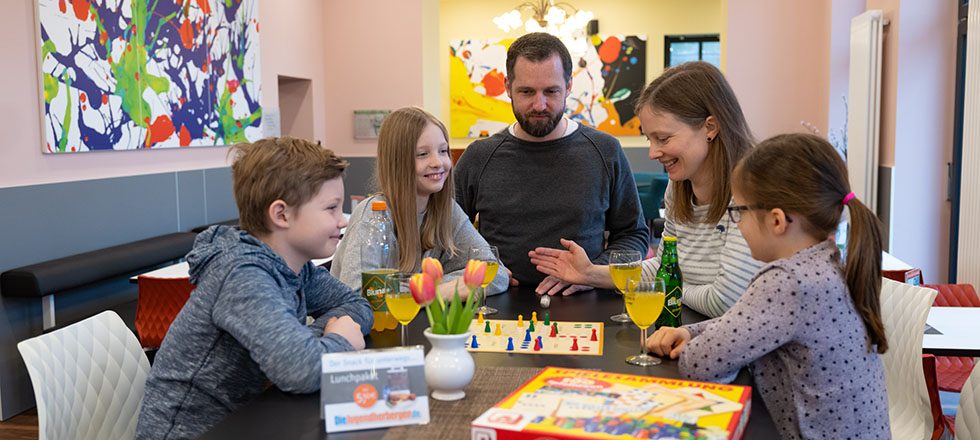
36, 0, 262, 153
449, 35, 646, 138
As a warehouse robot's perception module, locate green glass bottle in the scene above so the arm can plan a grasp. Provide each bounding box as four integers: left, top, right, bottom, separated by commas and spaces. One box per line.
655, 235, 683, 328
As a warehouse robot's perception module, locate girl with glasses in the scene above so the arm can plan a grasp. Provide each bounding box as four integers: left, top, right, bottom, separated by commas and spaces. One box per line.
530, 62, 762, 317
647, 133, 889, 438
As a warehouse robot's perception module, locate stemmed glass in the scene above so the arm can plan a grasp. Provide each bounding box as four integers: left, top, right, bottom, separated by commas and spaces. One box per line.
608, 250, 642, 323
384, 273, 419, 346
469, 246, 500, 315
625, 277, 666, 366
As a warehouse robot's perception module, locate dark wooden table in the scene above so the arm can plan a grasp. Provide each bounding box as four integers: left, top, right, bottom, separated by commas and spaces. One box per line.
201, 287, 777, 439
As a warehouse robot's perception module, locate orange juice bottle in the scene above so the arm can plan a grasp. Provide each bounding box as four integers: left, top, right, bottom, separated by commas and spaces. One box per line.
360, 200, 399, 331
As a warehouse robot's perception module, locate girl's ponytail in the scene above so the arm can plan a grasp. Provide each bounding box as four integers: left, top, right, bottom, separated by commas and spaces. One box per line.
843, 197, 888, 353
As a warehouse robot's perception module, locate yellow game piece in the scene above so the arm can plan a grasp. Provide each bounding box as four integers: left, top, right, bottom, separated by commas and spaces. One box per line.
517, 314, 524, 328
478, 312, 484, 324
494, 323, 502, 336
531, 312, 538, 324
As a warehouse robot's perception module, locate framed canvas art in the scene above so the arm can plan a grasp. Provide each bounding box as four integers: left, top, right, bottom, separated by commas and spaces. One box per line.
35, 0, 262, 153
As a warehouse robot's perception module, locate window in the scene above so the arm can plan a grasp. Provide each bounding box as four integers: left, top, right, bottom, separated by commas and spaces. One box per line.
664, 35, 721, 68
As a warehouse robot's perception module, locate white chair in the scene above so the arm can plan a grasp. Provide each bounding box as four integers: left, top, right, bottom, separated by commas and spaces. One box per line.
879, 278, 939, 439
956, 361, 980, 439
17, 311, 151, 440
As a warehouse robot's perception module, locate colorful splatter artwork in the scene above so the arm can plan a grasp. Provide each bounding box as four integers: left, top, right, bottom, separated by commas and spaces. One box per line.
36, 0, 262, 153
449, 35, 646, 138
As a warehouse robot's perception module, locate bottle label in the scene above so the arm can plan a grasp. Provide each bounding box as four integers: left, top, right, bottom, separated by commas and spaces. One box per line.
664, 286, 682, 317
362, 269, 397, 312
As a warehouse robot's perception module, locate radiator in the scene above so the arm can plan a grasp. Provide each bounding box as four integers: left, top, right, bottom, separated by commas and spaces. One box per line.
846, 10, 884, 213
959, 2, 980, 286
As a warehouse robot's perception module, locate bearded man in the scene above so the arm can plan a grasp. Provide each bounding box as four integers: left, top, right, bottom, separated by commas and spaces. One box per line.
454, 32, 649, 297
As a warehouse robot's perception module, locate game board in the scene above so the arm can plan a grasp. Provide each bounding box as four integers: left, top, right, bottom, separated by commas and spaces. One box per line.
465, 312, 604, 356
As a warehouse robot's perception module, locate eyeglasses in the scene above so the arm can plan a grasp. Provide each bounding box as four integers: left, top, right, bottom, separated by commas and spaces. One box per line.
726, 205, 794, 224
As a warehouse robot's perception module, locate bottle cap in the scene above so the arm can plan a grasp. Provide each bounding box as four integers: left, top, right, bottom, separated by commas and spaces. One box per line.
371, 201, 387, 211
663, 235, 677, 242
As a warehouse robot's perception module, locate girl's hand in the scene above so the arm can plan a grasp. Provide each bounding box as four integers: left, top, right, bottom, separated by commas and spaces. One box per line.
646, 327, 691, 359
529, 239, 600, 286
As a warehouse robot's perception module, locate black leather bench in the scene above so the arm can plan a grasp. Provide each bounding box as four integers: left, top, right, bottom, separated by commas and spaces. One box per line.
190, 219, 238, 233
1, 232, 197, 330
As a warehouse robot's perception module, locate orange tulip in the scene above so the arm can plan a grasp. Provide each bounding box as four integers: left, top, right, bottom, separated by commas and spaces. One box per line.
463, 259, 487, 290
421, 257, 444, 282
409, 273, 436, 306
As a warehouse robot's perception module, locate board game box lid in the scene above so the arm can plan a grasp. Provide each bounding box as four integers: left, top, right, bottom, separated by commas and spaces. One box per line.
471, 367, 751, 440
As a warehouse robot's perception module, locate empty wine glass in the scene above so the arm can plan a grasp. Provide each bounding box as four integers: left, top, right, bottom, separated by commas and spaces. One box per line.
625, 277, 666, 366
384, 273, 419, 346
608, 250, 642, 323
469, 246, 500, 315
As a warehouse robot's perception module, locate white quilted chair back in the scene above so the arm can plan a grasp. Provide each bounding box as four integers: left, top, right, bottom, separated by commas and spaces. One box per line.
17, 311, 151, 440
879, 278, 938, 440
957, 362, 980, 439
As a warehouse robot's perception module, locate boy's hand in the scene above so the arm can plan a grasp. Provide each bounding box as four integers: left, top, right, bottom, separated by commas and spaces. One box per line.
646, 327, 691, 359
324, 316, 366, 350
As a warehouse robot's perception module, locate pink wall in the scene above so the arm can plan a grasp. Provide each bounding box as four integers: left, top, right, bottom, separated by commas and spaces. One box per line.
725, 1, 831, 140
886, 0, 956, 282
322, 0, 427, 158
0, 0, 328, 189
827, 0, 867, 141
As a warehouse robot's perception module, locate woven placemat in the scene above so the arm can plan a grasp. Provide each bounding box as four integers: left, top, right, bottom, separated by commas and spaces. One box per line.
381, 366, 542, 440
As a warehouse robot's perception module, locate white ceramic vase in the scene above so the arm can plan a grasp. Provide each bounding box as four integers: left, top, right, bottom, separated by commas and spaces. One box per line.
423, 328, 475, 401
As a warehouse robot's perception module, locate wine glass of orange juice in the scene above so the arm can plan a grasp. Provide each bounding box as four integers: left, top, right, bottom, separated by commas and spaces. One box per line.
469, 246, 500, 315
384, 273, 419, 346
625, 277, 666, 366
609, 250, 642, 323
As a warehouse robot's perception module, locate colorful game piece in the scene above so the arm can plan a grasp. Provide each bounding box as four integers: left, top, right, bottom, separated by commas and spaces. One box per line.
590, 328, 598, 341
533, 337, 542, 351
506, 337, 514, 351
570, 338, 579, 351
543, 311, 550, 326
525, 329, 532, 342
465, 318, 603, 356
494, 323, 502, 336
478, 312, 484, 325
536, 336, 543, 349
531, 311, 537, 324
484, 321, 491, 333
471, 335, 479, 348
539, 294, 551, 308
549, 323, 557, 337
528, 319, 535, 332
518, 314, 524, 328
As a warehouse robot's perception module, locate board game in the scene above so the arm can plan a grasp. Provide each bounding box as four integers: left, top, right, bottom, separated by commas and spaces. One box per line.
465, 312, 603, 356
471, 367, 752, 440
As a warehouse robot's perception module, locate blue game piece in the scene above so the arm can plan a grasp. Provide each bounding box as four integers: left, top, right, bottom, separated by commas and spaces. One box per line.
471, 334, 479, 349
536, 336, 543, 347
524, 329, 532, 342
506, 337, 514, 351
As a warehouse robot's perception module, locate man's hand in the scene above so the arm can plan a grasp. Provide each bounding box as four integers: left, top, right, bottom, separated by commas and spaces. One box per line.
534, 275, 593, 296
505, 268, 519, 286
324, 316, 366, 350
646, 326, 691, 359
529, 239, 595, 286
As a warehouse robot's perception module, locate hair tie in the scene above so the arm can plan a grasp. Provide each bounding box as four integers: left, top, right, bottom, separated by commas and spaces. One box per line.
842, 192, 856, 205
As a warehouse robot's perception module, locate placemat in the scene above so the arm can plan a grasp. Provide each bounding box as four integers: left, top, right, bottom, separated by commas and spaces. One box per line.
381, 366, 543, 440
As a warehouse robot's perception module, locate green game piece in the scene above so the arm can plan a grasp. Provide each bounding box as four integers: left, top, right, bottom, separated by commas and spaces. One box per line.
543, 311, 550, 326
528, 320, 535, 332
484, 321, 491, 333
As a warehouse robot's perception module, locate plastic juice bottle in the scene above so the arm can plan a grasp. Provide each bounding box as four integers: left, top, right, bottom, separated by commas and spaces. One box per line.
360, 200, 399, 331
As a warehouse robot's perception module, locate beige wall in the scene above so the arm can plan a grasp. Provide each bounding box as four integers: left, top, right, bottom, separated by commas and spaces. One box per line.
439, 0, 723, 147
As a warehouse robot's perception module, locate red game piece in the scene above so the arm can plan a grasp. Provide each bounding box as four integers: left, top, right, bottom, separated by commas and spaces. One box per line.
549, 323, 557, 337
533, 338, 542, 351
570, 338, 579, 351
590, 328, 598, 341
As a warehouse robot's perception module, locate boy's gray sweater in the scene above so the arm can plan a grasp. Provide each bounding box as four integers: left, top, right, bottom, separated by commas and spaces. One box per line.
136, 226, 372, 440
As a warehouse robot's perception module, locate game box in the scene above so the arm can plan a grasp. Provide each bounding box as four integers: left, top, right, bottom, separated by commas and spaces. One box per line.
471, 367, 751, 440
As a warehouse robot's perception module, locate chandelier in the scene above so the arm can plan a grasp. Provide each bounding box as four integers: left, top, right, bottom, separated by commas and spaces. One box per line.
493, 1, 595, 55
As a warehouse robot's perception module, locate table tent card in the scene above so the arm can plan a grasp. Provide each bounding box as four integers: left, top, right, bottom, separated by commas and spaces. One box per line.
321, 346, 429, 433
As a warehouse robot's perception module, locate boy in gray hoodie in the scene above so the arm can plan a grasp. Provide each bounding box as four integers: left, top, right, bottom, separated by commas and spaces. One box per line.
136, 137, 373, 440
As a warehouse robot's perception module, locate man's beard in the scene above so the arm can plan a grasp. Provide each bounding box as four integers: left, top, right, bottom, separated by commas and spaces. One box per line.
514, 106, 565, 138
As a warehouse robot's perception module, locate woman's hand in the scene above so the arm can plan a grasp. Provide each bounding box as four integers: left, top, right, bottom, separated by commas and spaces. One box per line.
646, 327, 691, 359
529, 239, 603, 287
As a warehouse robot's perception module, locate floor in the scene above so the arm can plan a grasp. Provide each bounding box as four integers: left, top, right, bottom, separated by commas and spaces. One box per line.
0, 408, 38, 440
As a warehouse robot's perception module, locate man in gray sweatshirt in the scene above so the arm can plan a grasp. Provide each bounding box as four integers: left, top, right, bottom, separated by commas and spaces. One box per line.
455, 33, 649, 296
136, 138, 373, 439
